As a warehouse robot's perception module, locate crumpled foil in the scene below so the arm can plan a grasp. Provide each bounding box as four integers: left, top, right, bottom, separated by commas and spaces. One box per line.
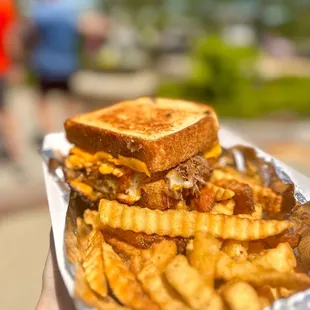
219, 146, 310, 310
41, 141, 310, 310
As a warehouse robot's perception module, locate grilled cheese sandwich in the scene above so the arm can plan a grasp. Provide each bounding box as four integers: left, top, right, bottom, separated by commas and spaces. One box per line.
64, 97, 219, 209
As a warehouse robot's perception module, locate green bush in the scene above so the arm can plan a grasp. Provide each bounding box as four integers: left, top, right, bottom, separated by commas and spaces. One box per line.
257, 77, 310, 117
158, 77, 310, 118
157, 35, 310, 118
189, 35, 257, 103
157, 35, 259, 116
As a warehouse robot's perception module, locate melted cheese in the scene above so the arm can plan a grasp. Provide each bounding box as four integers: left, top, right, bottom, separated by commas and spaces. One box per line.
68, 179, 102, 201
204, 142, 222, 159
71, 148, 150, 176
166, 170, 193, 191
117, 174, 142, 205
67, 147, 146, 203
114, 155, 150, 177
65, 155, 85, 169
69, 179, 94, 195
98, 162, 115, 175
99, 163, 126, 178
70, 147, 94, 162
94, 151, 114, 162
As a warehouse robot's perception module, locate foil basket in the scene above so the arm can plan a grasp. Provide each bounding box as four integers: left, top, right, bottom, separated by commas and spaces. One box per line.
270, 289, 310, 310
41, 129, 310, 310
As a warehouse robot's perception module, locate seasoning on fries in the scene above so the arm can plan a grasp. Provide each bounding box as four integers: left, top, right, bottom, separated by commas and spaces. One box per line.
82, 230, 108, 297
99, 200, 291, 240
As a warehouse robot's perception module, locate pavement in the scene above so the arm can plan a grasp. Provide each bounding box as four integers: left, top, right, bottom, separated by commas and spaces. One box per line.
1, 84, 310, 310
0, 87, 61, 310
0, 208, 50, 310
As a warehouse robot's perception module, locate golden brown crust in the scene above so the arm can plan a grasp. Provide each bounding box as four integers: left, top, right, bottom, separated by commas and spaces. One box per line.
138, 179, 177, 211
64, 194, 79, 264
64, 97, 219, 173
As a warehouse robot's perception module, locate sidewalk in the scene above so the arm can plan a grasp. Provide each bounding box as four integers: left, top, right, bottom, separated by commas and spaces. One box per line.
0, 208, 50, 310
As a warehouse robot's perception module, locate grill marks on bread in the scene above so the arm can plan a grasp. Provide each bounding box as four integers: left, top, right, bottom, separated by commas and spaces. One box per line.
65, 97, 219, 173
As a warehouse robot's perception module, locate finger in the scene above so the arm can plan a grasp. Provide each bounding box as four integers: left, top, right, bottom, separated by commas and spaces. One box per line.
36, 230, 75, 310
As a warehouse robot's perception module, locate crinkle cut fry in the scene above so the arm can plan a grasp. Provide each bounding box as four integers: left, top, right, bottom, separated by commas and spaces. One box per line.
210, 199, 235, 215
84, 209, 104, 230
211, 169, 282, 213
130, 254, 144, 275
65, 204, 79, 264
103, 226, 165, 249
75, 265, 129, 310
207, 183, 235, 201
83, 230, 108, 297
140, 240, 177, 270
165, 255, 224, 310
250, 242, 296, 273
211, 169, 258, 186
130, 240, 177, 275
102, 242, 159, 310
84, 209, 166, 249
84, 208, 185, 250
187, 232, 222, 287
77, 217, 92, 263
75, 264, 100, 308
220, 281, 261, 310
104, 234, 141, 257
216, 252, 310, 291
99, 199, 291, 240
242, 271, 310, 291
138, 263, 190, 310
251, 184, 283, 213
221, 240, 248, 262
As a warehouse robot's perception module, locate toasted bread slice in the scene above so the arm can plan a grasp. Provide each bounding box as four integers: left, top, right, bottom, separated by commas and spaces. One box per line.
138, 179, 177, 211
65, 97, 219, 173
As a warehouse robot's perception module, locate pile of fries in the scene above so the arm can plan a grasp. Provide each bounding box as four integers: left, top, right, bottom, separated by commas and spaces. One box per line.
66, 165, 310, 310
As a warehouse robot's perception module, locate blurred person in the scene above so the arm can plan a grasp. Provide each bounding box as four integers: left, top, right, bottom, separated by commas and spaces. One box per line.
0, 0, 21, 162
26, 0, 107, 140
27, 0, 81, 138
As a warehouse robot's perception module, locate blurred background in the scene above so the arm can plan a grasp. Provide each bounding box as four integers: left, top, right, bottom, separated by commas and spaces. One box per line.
1, 0, 310, 309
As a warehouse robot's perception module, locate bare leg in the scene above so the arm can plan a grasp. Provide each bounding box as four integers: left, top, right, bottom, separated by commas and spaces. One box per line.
64, 93, 80, 119
38, 93, 53, 134
0, 107, 20, 161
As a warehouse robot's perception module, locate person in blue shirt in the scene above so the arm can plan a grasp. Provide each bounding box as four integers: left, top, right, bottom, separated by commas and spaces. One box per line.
27, 0, 105, 136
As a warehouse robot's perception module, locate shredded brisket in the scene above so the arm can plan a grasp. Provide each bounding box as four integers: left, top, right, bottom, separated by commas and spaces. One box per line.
165, 155, 214, 200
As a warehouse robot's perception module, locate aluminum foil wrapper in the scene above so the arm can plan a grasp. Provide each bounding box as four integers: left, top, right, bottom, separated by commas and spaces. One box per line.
41, 130, 310, 310
218, 146, 310, 310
